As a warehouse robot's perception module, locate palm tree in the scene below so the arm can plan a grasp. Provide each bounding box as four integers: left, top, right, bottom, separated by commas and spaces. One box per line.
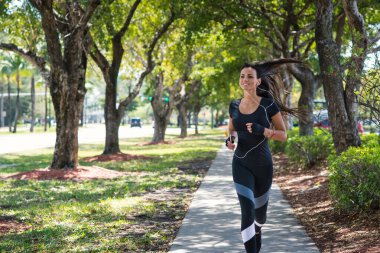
0, 53, 7, 128
1, 65, 13, 132
24, 67, 39, 132
0, 73, 5, 128
2, 55, 26, 133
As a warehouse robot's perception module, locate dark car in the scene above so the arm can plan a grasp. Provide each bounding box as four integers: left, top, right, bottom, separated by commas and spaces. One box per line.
130, 117, 142, 128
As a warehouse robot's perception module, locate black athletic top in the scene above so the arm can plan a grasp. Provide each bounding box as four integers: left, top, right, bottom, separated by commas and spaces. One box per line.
229, 97, 280, 167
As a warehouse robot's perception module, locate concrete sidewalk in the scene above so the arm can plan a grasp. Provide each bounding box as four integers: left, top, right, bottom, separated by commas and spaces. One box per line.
169, 145, 320, 253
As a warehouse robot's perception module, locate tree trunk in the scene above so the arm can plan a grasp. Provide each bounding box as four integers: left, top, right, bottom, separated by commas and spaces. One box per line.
12, 71, 20, 133
191, 80, 202, 135
7, 76, 11, 132
89, 5, 175, 154
44, 83, 48, 131
287, 64, 321, 136
30, 74, 35, 132
177, 102, 187, 138
193, 108, 200, 135
342, 0, 368, 141
282, 70, 294, 129
210, 107, 214, 128
215, 109, 219, 127
50, 50, 88, 168
0, 83, 4, 128
315, 0, 360, 154
102, 74, 121, 154
151, 98, 172, 143
151, 73, 173, 143
193, 96, 202, 135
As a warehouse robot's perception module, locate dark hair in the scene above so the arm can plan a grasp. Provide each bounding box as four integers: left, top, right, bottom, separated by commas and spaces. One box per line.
240, 58, 302, 116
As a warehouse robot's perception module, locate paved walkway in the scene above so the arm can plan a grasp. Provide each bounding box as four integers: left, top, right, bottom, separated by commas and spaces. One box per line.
170, 145, 320, 253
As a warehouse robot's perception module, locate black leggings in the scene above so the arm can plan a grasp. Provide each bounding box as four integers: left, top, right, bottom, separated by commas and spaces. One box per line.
232, 157, 273, 253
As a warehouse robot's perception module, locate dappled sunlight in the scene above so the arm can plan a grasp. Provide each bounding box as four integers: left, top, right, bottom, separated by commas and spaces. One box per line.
0, 130, 223, 251
99, 197, 142, 216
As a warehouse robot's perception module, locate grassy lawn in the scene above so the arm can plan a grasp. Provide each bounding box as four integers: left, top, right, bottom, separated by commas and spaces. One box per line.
0, 129, 224, 252
0, 125, 57, 135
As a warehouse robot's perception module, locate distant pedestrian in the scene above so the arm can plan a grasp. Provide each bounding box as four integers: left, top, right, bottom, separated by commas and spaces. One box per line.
226, 59, 301, 253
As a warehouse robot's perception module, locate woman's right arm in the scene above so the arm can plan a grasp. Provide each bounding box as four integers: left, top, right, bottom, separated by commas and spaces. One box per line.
228, 116, 236, 136
226, 116, 237, 150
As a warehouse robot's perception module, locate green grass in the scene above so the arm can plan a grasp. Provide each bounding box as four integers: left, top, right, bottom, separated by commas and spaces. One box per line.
0, 125, 57, 135
0, 129, 224, 252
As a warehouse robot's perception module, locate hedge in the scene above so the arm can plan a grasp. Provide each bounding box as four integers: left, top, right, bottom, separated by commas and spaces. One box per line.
328, 146, 380, 211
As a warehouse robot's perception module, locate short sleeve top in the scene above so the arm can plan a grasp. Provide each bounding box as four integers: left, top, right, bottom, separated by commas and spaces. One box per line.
229, 97, 280, 164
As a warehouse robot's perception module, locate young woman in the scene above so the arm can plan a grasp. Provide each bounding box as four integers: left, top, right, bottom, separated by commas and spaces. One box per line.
226, 59, 300, 253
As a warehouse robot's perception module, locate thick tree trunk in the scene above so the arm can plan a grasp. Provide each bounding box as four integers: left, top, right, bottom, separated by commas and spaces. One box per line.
153, 118, 168, 142
50, 54, 88, 168
48, 19, 93, 168
152, 98, 172, 143
12, 72, 20, 133
104, 117, 121, 154
103, 76, 121, 154
177, 102, 187, 138
30, 75, 35, 132
287, 64, 321, 136
315, 0, 360, 154
151, 73, 173, 143
298, 83, 316, 136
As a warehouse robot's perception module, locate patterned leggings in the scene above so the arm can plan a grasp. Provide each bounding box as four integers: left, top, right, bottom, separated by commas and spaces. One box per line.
232, 157, 273, 253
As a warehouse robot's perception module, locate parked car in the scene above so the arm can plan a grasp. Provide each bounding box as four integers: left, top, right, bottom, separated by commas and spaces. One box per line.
314, 119, 329, 129
314, 119, 364, 133
130, 117, 142, 128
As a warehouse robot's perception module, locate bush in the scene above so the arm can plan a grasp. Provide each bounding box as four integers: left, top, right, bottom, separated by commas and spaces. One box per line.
328, 146, 380, 211
361, 134, 380, 148
285, 130, 334, 167
269, 127, 298, 154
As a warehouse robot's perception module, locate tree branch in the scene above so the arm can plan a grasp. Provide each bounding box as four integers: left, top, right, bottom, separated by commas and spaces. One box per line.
110, 0, 141, 80
335, 11, 346, 53
369, 28, 380, 45
258, 4, 286, 45
90, 41, 110, 72
29, 0, 63, 68
118, 8, 177, 111
115, 0, 142, 39
292, 37, 315, 56
264, 31, 282, 52
369, 45, 380, 54
0, 43, 50, 82
296, 1, 312, 17
78, 0, 101, 31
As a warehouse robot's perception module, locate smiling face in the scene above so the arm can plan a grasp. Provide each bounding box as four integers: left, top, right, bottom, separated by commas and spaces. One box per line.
239, 67, 260, 91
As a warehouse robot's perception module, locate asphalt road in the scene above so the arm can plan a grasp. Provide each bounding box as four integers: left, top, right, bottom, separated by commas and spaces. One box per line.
0, 124, 182, 155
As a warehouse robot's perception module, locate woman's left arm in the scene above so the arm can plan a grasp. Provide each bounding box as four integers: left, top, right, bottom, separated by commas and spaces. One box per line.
263, 112, 287, 142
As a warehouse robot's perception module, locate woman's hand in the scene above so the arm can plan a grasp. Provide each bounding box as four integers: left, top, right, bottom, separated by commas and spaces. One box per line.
246, 122, 265, 135
246, 123, 253, 133
225, 136, 236, 150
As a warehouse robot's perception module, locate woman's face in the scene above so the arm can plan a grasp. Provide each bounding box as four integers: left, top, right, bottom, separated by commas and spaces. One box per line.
240, 67, 260, 90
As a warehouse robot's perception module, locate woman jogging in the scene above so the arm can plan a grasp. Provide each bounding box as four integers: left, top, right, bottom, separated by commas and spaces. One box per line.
226, 59, 300, 253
